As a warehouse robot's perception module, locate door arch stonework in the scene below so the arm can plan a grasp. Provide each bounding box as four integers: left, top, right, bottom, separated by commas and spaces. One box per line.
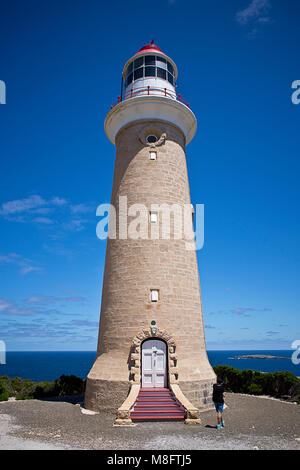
129, 327, 178, 386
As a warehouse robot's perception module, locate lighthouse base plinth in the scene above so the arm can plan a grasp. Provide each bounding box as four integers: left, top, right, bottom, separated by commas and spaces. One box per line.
84, 378, 130, 413
179, 378, 216, 410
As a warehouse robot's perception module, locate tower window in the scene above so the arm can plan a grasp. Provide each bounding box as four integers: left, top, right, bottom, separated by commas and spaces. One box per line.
150, 212, 158, 223
150, 289, 159, 302
149, 151, 157, 160
146, 135, 158, 144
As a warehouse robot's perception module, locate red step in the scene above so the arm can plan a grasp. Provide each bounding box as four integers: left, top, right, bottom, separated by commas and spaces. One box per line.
130, 388, 185, 422
140, 388, 169, 391
135, 404, 180, 408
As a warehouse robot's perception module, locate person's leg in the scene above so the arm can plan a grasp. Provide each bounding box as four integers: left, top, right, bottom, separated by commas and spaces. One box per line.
216, 403, 224, 429
215, 404, 223, 428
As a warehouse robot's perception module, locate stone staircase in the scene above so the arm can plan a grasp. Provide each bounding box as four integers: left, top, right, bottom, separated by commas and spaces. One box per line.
130, 387, 185, 421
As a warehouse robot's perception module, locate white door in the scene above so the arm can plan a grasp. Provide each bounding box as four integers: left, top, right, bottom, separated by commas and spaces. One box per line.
141, 339, 167, 388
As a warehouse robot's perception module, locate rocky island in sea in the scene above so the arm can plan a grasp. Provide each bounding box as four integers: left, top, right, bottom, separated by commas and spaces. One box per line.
232, 354, 289, 360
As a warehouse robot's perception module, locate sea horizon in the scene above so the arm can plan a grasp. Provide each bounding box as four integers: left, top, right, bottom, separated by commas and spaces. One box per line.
1, 349, 299, 382
3, 348, 295, 353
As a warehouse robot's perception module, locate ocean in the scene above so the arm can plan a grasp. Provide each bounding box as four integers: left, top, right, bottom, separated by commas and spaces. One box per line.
0, 350, 299, 382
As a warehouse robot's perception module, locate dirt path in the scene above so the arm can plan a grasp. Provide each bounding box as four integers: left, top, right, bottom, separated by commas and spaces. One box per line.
0, 393, 299, 450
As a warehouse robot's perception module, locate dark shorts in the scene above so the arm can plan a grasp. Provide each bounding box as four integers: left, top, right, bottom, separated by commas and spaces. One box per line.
214, 402, 224, 413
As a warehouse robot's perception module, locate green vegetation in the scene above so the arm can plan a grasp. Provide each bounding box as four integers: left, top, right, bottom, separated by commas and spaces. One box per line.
213, 366, 300, 403
0, 368, 299, 403
0, 379, 9, 401
0, 374, 86, 401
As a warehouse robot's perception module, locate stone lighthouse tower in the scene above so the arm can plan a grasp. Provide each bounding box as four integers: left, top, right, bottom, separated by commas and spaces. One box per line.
85, 42, 216, 423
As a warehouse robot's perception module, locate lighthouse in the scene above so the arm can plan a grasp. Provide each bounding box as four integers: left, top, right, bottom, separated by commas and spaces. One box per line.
84, 42, 216, 423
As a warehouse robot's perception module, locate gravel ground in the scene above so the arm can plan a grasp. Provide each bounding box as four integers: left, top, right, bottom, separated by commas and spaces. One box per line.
0, 393, 299, 450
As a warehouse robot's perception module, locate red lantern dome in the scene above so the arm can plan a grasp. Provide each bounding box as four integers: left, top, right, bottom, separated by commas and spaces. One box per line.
135, 41, 164, 55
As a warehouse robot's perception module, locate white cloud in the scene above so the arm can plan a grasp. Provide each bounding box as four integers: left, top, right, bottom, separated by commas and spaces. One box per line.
0, 195, 68, 217
25, 295, 87, 304
236, 0, 273, 38
33, 217, 54, 225
19, 266, 42, 275
70, 203, 94, 214
0, 298, 12, 311
0, 195, 95, 236
51, 197, 67, 206
0, 252, 41, 275
236, 0, 271, 25
0, 294, 88, 320
0, 195, 46, 216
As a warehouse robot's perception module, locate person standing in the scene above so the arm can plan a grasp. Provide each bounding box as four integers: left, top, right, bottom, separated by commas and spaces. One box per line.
213, 377, 226, 429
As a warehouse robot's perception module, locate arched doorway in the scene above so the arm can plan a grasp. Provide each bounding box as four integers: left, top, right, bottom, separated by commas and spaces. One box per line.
141, 339, 168, 388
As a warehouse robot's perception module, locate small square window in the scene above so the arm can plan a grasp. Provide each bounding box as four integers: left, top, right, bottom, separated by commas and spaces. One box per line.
151, 290, 159, 302
149, 151, 157, 160
150, 212, 158, 223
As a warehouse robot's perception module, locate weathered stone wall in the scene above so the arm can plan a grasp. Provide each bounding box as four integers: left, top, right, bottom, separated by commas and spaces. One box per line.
85, 120, 215, 412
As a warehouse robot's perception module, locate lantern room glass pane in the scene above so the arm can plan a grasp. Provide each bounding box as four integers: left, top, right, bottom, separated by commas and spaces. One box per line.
134, 57, 144, 69
126, 73, 133, 87
134, 68, 143, 80
145, 66, 156, 77
167, 72, 174, 85
167, 62, 174, 75
127, 62, 133, 76
157, 57, 167, 69
145, 55, 155, 65
157, 67, 167, 80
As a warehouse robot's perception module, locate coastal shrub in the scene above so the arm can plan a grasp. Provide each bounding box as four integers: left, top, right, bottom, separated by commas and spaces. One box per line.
8, 377, 38, 399
0, 375, 86, 400
270, 371, 299, 398
54, 375, 86, 396
0, 380, 8, 401
213, 365, 300, 400
240, 369, 255, 393
247, 383, 263, 395
33, 381, 57, 399
16, 394, 34, 400
289, 382, 300, 403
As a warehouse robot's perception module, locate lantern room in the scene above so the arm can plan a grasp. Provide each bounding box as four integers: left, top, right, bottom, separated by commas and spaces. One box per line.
105, 42, 196, 145
122, 42, 178, 99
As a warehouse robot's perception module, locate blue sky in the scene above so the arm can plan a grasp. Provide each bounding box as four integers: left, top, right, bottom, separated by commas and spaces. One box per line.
0, 0, 299, 351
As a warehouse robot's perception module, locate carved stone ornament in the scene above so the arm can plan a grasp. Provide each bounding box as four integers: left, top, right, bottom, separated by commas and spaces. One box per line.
138, 125, 166, 147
